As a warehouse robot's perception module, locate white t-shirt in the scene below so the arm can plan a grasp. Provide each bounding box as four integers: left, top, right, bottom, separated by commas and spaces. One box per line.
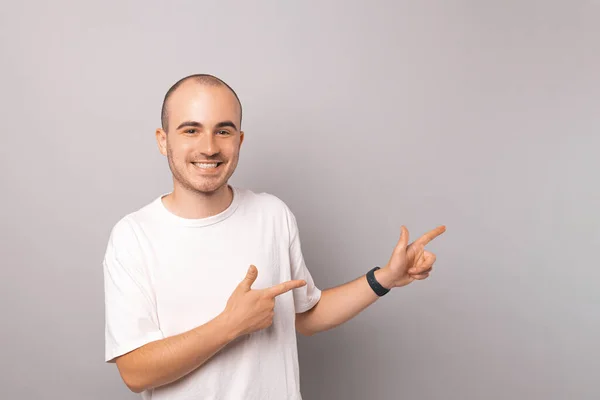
103, 185, 322, 399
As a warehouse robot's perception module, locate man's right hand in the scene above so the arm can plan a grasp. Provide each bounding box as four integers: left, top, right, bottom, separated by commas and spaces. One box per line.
222, 264, 306, 338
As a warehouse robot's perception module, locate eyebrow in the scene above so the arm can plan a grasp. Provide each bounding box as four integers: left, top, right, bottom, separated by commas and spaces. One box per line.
176, 120, 238, 131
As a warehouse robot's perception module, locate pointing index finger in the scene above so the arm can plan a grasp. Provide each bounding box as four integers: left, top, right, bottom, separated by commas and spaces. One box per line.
266, 279, 307, 298
414, 225, 446, 246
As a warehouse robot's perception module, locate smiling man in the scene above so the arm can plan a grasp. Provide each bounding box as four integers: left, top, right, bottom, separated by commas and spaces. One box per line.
102, 74, 445, 399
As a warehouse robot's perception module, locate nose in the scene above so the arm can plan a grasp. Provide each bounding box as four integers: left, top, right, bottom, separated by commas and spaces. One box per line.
199, 133, 219, 157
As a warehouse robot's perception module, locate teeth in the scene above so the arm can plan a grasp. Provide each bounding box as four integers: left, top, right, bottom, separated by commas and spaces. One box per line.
194, 163, 219, 169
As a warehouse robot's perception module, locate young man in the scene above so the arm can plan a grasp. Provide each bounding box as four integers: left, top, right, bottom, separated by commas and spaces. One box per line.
103, 74, 445, 399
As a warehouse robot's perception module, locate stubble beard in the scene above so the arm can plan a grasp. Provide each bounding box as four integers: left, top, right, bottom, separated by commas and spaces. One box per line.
166, 144, 238, 196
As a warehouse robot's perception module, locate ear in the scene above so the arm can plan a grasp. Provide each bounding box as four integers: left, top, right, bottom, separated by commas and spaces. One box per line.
239, 130, 245, 147
156, 128, 167, 156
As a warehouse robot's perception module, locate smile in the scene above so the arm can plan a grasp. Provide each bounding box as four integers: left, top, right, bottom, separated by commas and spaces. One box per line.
192, 162, 223, 172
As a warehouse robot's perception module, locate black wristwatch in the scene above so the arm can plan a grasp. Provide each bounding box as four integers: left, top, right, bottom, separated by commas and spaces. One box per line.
366, 266, 391, 296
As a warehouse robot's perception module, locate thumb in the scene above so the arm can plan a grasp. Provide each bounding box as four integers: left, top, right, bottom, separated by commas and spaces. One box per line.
239, 264, 258, 291
396, 225, 409, 251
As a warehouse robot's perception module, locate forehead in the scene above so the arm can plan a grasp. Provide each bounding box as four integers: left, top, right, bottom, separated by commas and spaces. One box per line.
167, 82, 241, 128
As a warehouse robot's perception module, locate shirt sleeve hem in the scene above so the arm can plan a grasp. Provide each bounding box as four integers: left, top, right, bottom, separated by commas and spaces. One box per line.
105, 331, 165, 363
295, 288, 322, 314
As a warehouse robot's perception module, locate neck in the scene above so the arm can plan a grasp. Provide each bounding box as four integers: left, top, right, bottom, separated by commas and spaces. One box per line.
162, 182, 233, 219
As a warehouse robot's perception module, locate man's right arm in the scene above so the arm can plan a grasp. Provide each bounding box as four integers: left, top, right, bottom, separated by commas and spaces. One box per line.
115, 312, 237, 393
113, 264, 306, 393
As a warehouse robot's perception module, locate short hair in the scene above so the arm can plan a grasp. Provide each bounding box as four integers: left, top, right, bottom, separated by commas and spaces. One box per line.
160, 74, 243, 132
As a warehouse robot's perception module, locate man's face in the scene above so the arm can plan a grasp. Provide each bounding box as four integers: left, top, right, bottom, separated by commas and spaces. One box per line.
156, 83, 244, 196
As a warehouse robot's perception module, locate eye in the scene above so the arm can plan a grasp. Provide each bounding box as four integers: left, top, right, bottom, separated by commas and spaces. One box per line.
217, 130, 231, 136
184, 129, 197, 135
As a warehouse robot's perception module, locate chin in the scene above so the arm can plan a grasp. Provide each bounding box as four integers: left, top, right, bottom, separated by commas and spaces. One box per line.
190, 180, 229, 195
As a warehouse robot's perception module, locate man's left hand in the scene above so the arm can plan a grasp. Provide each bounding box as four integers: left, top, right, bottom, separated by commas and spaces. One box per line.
378, 225, 446, 288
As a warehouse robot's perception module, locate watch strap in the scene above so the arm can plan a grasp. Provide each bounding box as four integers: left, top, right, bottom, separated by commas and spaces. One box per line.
366, 266, 391, 296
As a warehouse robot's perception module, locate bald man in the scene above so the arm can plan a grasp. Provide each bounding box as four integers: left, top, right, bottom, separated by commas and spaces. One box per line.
102, 74, 445, 399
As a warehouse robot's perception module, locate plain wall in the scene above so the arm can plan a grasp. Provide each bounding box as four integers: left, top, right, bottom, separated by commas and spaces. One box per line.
1, 1, 598, 399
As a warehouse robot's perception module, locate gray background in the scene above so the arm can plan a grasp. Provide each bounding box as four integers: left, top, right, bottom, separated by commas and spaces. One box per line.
1, 0, 598, 399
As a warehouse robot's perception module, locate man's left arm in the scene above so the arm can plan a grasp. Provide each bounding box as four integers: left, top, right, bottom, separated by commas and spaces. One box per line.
296, 225, 446, 336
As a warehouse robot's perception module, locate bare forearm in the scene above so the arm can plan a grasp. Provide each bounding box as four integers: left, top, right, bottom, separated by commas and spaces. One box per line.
297, 268, 394, 335
117, 313, 239, 393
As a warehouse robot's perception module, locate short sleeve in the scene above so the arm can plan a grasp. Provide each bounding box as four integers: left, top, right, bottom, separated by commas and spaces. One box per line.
283, 204, 322, 313
103, 217, 164, 363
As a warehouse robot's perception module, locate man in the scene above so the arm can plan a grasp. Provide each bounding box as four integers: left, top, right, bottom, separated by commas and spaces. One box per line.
103, 73, 445, 399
